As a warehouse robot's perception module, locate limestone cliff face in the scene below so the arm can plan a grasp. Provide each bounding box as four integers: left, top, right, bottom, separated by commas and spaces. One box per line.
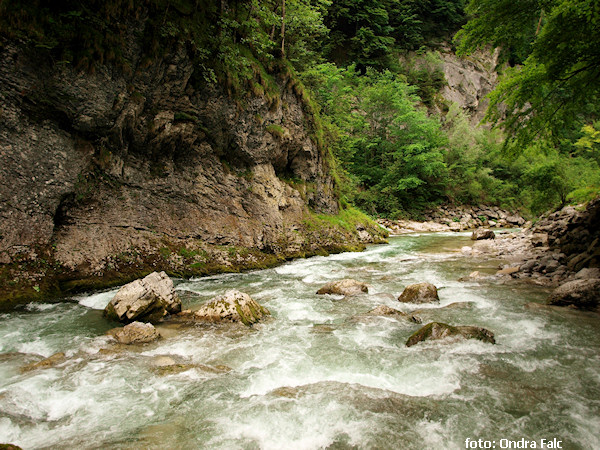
0, 39, 384, 306
438, 45, 500, 124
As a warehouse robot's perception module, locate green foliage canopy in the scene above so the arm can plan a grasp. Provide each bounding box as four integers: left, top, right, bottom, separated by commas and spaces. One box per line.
456, 0, 600, 148
302, 64, 449, 215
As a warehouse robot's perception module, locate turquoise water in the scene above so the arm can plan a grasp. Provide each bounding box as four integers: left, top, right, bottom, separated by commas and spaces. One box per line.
0, 232, 599, 449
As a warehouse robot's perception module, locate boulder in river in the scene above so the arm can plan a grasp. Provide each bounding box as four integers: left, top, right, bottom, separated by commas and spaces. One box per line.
398, 282, 439, 304
471, 228, 496, 240
316, 279, 369, 296
184, 290, 270, 326
366, 305, 422, 323
406, 322, 495, 347
547, 279, 600, 310
104, 271, 181, 323
108, 321, 161, 345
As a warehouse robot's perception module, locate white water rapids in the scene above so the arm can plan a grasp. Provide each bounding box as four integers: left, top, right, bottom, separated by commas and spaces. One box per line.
0, 231, 599, 449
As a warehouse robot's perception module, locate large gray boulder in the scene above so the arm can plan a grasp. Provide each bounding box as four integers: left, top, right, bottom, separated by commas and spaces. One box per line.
108, 321, 161, 345
104, 271, 181, 323
398, 282, 439, 304
182, 290, 270, 326
316, 279, 369, 296
547, 279, 600, 310
406, 322, 495, 347
471, 228, 496, 240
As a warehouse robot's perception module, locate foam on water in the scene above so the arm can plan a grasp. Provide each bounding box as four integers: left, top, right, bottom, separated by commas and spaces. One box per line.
76, 289, 119, 310
208, 392, 370, 450
25, 302, 61, 311
236, 331, 468, 399
1, 231, 599, 448
16, 338, 55, 358
416, 419, 463, 450
0, 417, 25, 446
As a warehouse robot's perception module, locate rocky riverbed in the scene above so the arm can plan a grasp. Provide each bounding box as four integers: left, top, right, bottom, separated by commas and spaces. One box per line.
380, 199, 600, 312
378, 205, 527, 234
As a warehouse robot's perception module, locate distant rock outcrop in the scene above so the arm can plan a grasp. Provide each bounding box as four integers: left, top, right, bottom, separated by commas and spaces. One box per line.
438, 45, 501, 124
378, 205, 526, 234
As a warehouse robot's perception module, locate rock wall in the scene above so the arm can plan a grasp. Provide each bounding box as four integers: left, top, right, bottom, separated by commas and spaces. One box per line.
0, 38, 385, 307
523, 198, 600, 280
438, 45, 500, 124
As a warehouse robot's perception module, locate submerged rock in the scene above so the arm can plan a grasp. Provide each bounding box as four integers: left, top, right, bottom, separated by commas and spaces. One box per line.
20, 352, 66, 373
471, 228, 496, 240
365, 305, 421, 323
458, 271, 483, 281
316, 279, 369, 296
406, 322, 495, 347
496, 266, 520, 276
104, 271, 181, 324
108, 321, 161, 345
547, 279, 600, 310
181, 290, 270, 326
412, 302, 473, 317
397, 283, 439, 304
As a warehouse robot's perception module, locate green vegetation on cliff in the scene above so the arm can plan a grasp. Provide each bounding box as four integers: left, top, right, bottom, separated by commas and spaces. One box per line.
454, 0, 600, 212
456, 0, 600, 148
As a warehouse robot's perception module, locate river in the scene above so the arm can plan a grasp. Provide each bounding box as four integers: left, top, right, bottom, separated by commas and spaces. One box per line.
1, 231, 599, 449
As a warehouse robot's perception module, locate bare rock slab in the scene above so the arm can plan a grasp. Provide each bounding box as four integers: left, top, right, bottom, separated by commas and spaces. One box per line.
471, 228, 496, 240
186, 290, 270, 326
316, 279, 369, 296
398, 282, 439, 304
108, 321, 161, 345
104, 271, 181, 323
547, 279, 600, 310
406, 322, 495, 347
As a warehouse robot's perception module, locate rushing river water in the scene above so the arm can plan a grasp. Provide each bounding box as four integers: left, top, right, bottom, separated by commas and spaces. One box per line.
1, 232, 599, 449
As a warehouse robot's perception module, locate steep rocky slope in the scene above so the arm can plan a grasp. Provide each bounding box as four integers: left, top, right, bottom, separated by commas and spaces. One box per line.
0, 38, 385, 308
438, 45, 500, 124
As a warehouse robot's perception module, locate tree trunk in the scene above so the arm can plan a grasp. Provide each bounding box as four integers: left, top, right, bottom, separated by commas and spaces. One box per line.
536, 10, 544, 35
281, 0, 286, 58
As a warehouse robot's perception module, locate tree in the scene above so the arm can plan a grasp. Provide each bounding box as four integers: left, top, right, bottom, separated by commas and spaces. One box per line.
455, 0, 600, 149
575, 122, 600, 165
323, 0, 395, 70
283, 0, 331, 70
390, 0, 467, 49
